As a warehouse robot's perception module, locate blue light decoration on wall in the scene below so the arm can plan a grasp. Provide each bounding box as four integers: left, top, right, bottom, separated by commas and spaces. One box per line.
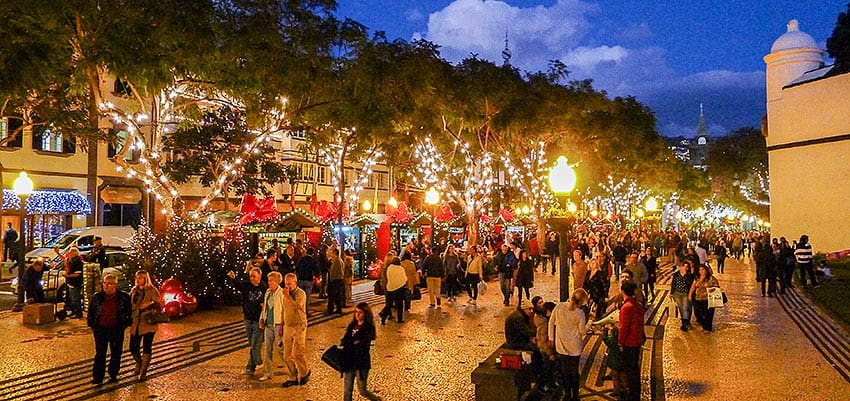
1, 189, 92, 215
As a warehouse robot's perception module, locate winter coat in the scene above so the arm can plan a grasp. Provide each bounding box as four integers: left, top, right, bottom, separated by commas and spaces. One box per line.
129, 286, 162, 336
341, 321, 376, 371
87, 290, 132, 330
515, 259, 535, 288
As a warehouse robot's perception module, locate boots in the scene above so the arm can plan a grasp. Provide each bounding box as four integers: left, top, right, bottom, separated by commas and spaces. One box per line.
139, 353, 152, 381
132, 353, 142, 376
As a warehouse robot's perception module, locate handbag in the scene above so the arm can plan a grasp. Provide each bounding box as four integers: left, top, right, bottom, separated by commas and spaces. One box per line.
373, 280, 385, 296
707, 287, 724, 308
321, 345, 345, 373
478, 280, 488, 296
145, 310, 169, 325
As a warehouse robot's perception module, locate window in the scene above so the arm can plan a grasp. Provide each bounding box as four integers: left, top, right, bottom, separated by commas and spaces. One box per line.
378, 173, 388, 190
0, 117, 24, 148
32, 125, 75, 154
317, 166, 326, 184
107, 129, 141, 162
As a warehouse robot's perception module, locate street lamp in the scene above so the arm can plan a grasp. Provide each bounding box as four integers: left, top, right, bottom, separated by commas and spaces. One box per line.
548, 156, 577, 302
362, 199, 373, 213
12, 171, 33, 312
424, 187, 440, 207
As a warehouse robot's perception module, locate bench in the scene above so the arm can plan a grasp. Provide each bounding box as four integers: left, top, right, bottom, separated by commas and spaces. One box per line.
471, 344, 535, 401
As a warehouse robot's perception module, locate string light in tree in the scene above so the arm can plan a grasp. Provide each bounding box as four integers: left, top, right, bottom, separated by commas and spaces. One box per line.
739, 168, 770, 206
317, 131, 384, 208
100, 79, 290, 218
500, 141, 553, 220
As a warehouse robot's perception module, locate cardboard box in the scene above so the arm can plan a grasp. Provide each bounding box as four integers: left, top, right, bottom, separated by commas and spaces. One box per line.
23, 303, 55, 325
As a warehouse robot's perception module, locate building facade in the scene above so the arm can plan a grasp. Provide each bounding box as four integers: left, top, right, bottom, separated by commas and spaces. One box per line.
764, 19, 850, 253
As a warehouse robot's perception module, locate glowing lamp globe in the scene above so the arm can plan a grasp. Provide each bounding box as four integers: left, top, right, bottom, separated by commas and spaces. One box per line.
387, 197, 399, 208
645, 197, 659, 212
636, 209, 645, 218
567, 201, 578, 214
13, 171, 34, 195
548, 156, 576, 195
362, 199, 372, 213
521, 205, 531, 215
425, 187, 440, 206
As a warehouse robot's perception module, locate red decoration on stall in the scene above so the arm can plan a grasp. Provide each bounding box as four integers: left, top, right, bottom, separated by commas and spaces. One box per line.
435, 203, 455, 223
479, 214, 492, 224
239, 194, 278, 225
377, 220, 392, 261
387, 202, 412, 224
499, 208, 515, 222
314, 200, 338, 223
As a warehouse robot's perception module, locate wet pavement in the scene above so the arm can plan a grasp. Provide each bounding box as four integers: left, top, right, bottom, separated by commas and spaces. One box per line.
0, 257, 847, 400
662, 257, 850, 401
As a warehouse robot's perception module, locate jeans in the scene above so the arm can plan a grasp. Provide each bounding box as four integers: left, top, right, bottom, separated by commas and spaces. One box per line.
613, 261, 625, 278
716, 257, 726, 273
67, 285, 83, 316
445, 274, 459, 299
243, 320, 263, 372
516, 286, 531, 303
671, 293, 691, 322
92, 327, 125, 382
297, 280, 313, 313
622, 346, 642, 401
499, 273, 512, 304
556, 354, 581, 401
466, 274, 480, 300
798, 263, 817, 287
263, 324, 282, 377
693, 299, 715, 331
343, 369, 381, 401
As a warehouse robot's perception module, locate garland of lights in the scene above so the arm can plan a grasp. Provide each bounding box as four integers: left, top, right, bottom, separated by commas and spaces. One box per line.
99, 78, 289, 218
318, 131, 383, 207
2, 189, 92, 215
500, 141, 553, 220
410, 136, 494, 217
739, 168, 770, 206
586, 176, 650, 219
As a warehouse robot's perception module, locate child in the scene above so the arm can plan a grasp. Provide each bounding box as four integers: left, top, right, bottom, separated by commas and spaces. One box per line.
601, 324, 628, 400
815, 260, 832, 282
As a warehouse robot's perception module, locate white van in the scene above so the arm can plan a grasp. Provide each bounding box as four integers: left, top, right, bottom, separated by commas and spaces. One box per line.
25, 225, 136, 264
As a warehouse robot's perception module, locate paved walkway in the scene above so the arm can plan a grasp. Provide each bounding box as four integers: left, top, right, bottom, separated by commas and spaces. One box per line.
0, 256, 848, 400
662, 257, 850, 401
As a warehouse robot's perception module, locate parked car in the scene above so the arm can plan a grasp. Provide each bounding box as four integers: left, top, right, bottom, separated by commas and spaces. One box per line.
25, 226, 136, 266
12, 248, 136, 298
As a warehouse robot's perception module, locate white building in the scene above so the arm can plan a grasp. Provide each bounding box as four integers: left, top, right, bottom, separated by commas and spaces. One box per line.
764, 19, 850, 253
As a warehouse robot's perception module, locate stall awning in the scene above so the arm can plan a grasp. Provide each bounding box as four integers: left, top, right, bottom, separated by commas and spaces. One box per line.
409, 212, 432, 228
2, 189, 92, 215
259, 208, 321, 232
350, 213, 387, 226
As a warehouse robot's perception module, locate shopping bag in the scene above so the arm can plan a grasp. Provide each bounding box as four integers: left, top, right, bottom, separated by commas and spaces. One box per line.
478, 280, 488, 296
707, 287, 724, 308
321, 345, 344, 373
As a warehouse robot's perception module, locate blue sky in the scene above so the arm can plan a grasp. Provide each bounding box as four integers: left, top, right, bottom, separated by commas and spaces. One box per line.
335, 0, 846, 137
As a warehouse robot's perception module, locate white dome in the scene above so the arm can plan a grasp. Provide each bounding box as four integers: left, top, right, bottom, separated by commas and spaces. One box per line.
771, 19, 819, 52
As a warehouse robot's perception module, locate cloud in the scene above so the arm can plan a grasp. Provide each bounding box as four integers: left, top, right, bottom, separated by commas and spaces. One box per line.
418, 0, 766, 137
405, 8, 424, 22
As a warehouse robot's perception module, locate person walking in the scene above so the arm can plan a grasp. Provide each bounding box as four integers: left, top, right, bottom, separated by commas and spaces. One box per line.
423, 248, 444, 308
618, 281, 645, 401
795, 235, 817, 289
515, 250, 535, 305
280, 273, 310, 387
259, 272, 285, 381
714, 240, 728, 274
295, 247, 317, 313
641, 248, 657, 301
584, 259, 607, 319
380, 257, 407, 324
546, 232, 559, 275
87, 274, 132, 385
128, 270, 162, 381
326, 248, 345, 315
689, 264, 720, 332
778, 238, 796, 294
442, 245, 461, 303
612, 242, 628, 279
548, 288, 594, 401
343, 250, 355, 305
755, 237, 778, 297
465, 247, 484, 305
494, 244, 517, 306
341, 302, 383, 401
670, 261, 694, 331
400, 252, 418, 311
227, 267, 266, 375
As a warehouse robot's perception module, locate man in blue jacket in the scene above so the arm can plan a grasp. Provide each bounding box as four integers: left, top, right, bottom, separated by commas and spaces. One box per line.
494, 244, 517, 306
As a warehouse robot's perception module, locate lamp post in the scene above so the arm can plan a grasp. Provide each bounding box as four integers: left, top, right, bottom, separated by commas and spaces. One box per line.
424, 187, 440, 238
12, 171, 33, 312
547, 156, 577, 302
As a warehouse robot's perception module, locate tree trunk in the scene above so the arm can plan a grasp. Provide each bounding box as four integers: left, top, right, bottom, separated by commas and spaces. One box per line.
466, 211, 479, 248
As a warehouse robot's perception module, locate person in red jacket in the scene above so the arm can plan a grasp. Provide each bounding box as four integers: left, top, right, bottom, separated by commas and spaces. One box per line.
618, 281, 645, 401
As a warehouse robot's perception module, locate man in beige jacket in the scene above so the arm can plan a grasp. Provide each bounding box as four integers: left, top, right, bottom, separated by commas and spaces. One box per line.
280, 273, 310, 387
